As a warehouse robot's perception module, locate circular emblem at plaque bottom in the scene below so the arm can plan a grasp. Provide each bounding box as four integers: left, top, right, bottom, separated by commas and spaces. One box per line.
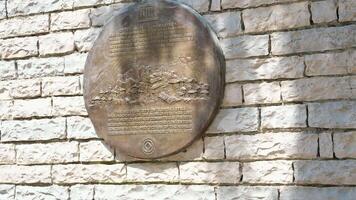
83, 0, 225, 159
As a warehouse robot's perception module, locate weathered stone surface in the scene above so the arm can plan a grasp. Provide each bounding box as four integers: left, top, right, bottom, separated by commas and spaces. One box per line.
42, 76, 81, 96
204, 12, 242, 37
319, 132, 334, 158
222, 83, 243, 107
1, 118, 66, 142
7, 0, 73, 16
221, 35, 269, 59
280, 187, 356, 200
0, 37, 38, 59
0, 144, 16, 164
67, 116, 97, 139
222, 0, 292, 9
74, 28, 101, 52
271, 25, 356, 55
73, 0, 111, 8
94, 185, 215, 200
0, 14, 49, 38
0, 165, 51, 184
334, 131, 356, 158
177, 0, 210, 12
0, 100, 13, 119
305, 50, 356, 76
52, 164, 126, 184
225, 132, 318, 160
0, 82, 11, 100
226, 56, 304, 82
210, 0, 221, 11
0, 1, 5, 19
18, 57, 65, 78
217, 186, 278, 200
80, 140, 114, 162
51, 9, 91, 31
39, 32, 74, 56
244, 82, 281, 104
90, 4, 132, 27
261, 105, 307, 129
9, 79, 41, 99
11, 98, 52, 118
281, 77, 351, 102
308, 101, 356, 128
311, 0, 337, 23
243, 161, 293, 184
180, 162, 240, 184
16, 142, 79, 164
0, 185, 15, 200
203, 136, 225, 160
339, 0, 356, 22
159, 139, 204, 162
0, 61, 16, 81
64, 53, 88, 74
207, 108, 259, 133
16, 185, 69, 200
243, 2, 309, 32
294, 160, 356, 185
70, 185, 94, 200
127, 163, 178, 182
52, 96, 87, 116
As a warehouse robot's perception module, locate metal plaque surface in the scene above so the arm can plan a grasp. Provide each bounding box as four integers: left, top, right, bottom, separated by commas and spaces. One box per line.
84, 0, 225, 159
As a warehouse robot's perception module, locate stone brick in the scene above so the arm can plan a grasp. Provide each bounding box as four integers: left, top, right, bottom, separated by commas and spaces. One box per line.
67, 116, 98, 139
305, 50, 356, 76
294, 160, 356, 185
9, 79, 41, 99
42, 76, 81, 96
16, 142, 79, 164
11, 98, 52, 118
243, 2, 309, 32
1, 118, 66, 142
339, 0, 356, 22
271, 25, 356, 55
180, 162, 240, 184
0, 100, 13, 119
70, 185, 94, 200
207, 107, 259, 133
221, 35, 269, 59
17, 57, 65, 78
319, 132, 334, 158
0, 14, 49, 39
159, 139, 204, 161
244, 82, 281, 104
177, 0, 210, 12
217, 186, 278, 200
90, 4, 132, 27
0, 185, 15, 200
39, 32, 74, 56
243, 161, 293, 184
280, 187, 356, 200
64, 53, 88, 74
80, 140, 114, 162
127, 163, 178, 182
226, 56, 304, 82
51, 9, 91, 31
0, 61, 16, 81
16, 185, 69, 200
52, 96, 87, 116
52, 164, 126, 184
7, 0, 73, 16
262, 104, 307, 129
0, 165, 51, 184
222, 0, 292, 9
204, 12, 242, 38
308, 101, 356, 128
311, 0, 337, 24
225, 132, 318, 160
281, 77, 351, 102
73, 0, 111, 8
203, 136, 225, 160
74, 28, 101, 52
334, 131, 356, 158
94, 185, 215, 200
222, 83, 242, 107
0, 82, 11, 100
0, 37, 38, 59
0, 144, 16, 164
0, 0, 5, 19
210, 0, 221, 11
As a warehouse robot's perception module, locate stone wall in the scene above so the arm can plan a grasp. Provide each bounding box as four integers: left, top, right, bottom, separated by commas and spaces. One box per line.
0, 0, 355, 199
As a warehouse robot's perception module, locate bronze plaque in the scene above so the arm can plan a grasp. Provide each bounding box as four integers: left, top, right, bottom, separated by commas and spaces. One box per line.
84, 0, 225, 159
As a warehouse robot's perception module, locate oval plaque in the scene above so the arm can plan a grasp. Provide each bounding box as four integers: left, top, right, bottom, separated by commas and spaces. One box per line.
84, 0, 225, 159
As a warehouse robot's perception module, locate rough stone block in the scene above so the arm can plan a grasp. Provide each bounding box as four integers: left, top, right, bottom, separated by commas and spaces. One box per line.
0, 61, 16, 81
0, 144, 16, 164
0, 100, 13, 119
319, 132, 334, 158
243, 82, 281, 104
222, 0, 293, 9
70, 185, 94, 200
222, 83, 243, 107
221, 35, 269, 59
16, 185, 69, 200
74, 28, 101, 52
52, 96, 87, 116
217, 186, 278, 200
0, 37, 38, 59
0, 1, 5, 19
204, 12, 242, 38
127, 163, 178, 182
0, 165, 51, 184
261, 105, 307, 129
17, 57, 65, 78
67, 116, 98, 139
311, 0, 337, 23
51, 9, 91, 31
210, 0, 221, 11
42, 76, 81, 96
11, 98, 52, 118
0, 185, 15, 200
8, 79, 41, 99
80, 140, 114, 162
73, 0, 112, 8
334, 131, 356, 158
339, 0, 356, 22
90, 4, 132, 27
280, 187, 356, 200
203, 136, 225, 160
39, 32, 74, 56
176, 0, 210, 12
7, 0, 73, 16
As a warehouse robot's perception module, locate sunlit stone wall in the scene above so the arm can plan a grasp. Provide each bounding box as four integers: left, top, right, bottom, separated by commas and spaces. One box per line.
0, 0, 355, 199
